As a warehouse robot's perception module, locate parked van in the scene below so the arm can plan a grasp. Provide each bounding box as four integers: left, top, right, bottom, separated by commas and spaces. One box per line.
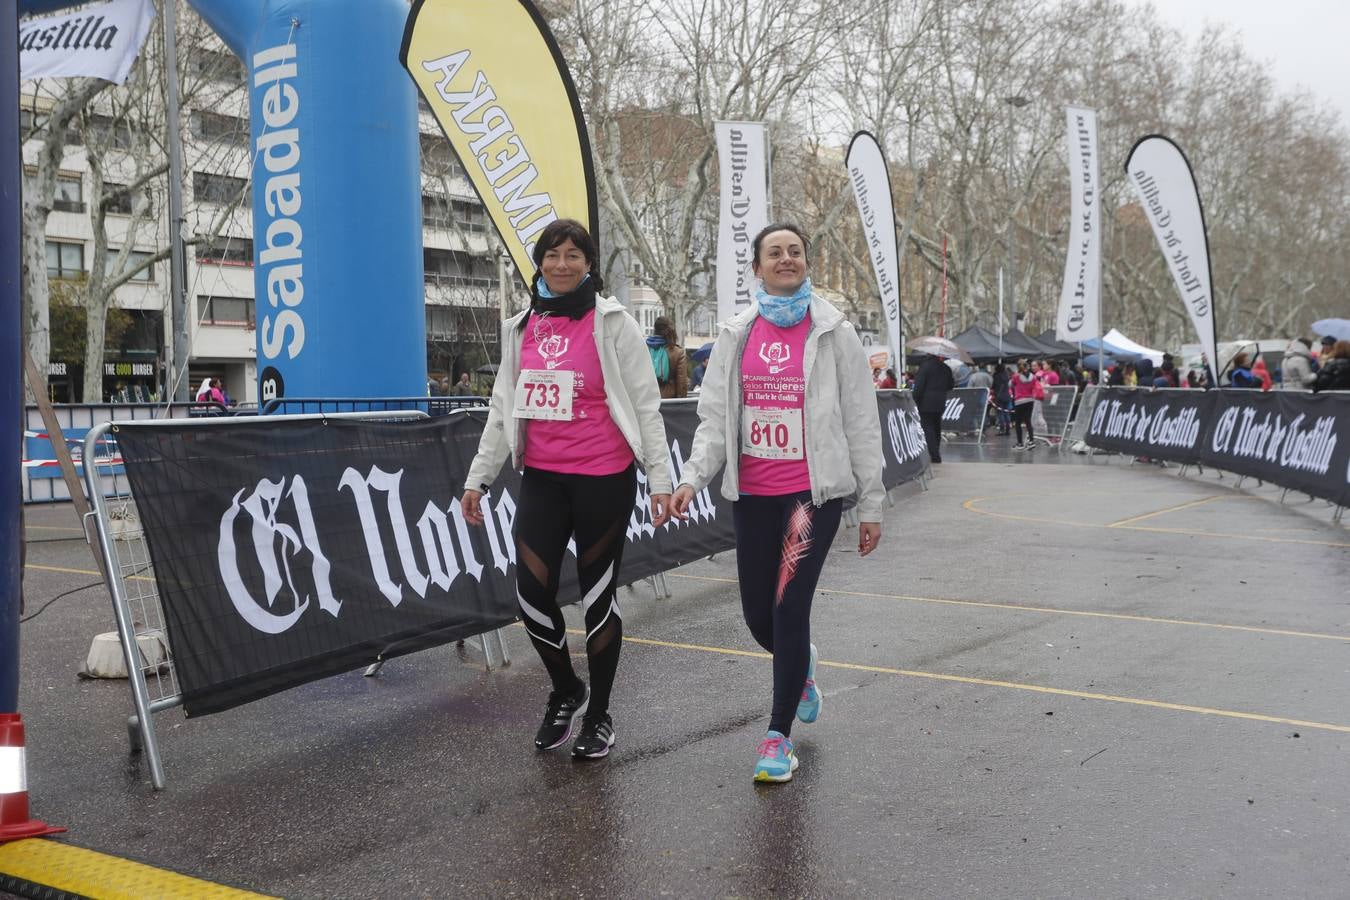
1179, 339, 1286, 386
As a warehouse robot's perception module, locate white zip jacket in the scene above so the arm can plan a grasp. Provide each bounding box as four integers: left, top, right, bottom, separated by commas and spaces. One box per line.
678, 295, 886, 522
464, 296, 673, 495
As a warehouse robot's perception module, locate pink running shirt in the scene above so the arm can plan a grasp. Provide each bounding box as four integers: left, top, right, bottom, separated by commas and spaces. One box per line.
738, 315, 812, 496
519, 310, 634, 476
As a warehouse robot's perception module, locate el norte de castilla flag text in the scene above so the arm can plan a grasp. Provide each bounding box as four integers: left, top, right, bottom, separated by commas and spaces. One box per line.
846, 131, 902, 364
20, 0, 155, 85
1125, 135, 1218, 376
1056, 106, 1100, 343
401, 0, 597, 283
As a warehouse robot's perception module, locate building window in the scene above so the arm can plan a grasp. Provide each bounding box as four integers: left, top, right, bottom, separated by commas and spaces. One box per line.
193, 171, 250, 206
46, 240, 84, 280
104, 182, 152, 216
84, 113, 134, 150
422, 194, 488, 232
419, 133, 465, 178
197, 294, 255, 326
119, 250, 155, 282
424, 247, 498, 289
192, 110, 249, 146
189, 48, 245, 83
426, 304, 499, 341
53, 174, 84, 213
195, 235, 254, 266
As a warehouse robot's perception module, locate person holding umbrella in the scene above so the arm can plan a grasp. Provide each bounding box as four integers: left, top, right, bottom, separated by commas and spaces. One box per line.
912, 352, 954, 464
669, 223, 884, 783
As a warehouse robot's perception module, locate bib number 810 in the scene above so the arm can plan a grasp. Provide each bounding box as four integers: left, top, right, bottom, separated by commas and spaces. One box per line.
749, 420, 790, 449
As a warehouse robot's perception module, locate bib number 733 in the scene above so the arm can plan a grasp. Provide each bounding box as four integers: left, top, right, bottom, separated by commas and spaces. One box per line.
514, 369, 575, 421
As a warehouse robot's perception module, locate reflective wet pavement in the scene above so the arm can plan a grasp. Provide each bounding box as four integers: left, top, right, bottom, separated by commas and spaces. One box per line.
12, 448, 1350, 898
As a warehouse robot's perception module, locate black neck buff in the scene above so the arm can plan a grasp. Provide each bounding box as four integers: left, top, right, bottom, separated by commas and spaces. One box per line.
529, 273, 598, 321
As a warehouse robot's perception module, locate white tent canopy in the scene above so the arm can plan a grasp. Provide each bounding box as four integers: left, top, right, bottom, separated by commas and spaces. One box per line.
1103, 328, 1164, 365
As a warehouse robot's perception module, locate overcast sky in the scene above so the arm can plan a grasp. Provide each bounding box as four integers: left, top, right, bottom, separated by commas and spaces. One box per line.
1148, 0, 1350, 129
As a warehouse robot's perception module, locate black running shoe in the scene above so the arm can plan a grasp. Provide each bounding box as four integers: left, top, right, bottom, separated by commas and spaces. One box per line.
535, 684, 588, 750
572, 714, 616, 760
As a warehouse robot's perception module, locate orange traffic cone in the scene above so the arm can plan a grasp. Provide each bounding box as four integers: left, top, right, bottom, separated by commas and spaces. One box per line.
0, 713, 65, 842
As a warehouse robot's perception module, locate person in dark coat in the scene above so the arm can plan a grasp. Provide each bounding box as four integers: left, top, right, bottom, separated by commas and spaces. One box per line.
912, 354, 955, 464
991, 361, 1012, 435
1313, 340, 1350, 392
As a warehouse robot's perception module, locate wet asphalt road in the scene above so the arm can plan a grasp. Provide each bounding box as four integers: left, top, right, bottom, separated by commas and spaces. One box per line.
11, 441, 1350, 898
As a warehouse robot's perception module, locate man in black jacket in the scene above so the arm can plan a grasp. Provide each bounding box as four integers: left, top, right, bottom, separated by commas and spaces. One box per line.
912, 354, 955, 464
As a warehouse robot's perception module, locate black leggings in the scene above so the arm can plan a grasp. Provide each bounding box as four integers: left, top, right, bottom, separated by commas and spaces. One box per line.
513, 464, 635, 722
733, 492, 843, 737
1013, 402, 1035, 444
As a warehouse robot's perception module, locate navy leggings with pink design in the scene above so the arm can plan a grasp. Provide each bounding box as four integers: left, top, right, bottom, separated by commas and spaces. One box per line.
732, 491, 843, 737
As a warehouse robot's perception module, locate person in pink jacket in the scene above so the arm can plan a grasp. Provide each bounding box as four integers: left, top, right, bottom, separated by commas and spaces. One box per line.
1011, 360, 1039, 450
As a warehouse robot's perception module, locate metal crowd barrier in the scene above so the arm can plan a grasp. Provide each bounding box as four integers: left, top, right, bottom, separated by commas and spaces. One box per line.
1038, 385, 1079, 447
78, 410, 525, 791
261, 396, 489, 416
1062, 384, 1103, 451
23, 401, 233, 503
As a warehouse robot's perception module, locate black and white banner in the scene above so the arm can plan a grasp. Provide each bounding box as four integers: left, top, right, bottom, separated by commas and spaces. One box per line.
940, 387, 990, 434
879, 390, 931, 484
1085, 388, 1350, 505
1085, 387, 1209, 464
715, 121, 768, 324
1125, 136, 1218, 377
20, 0, 154, 85
116, 396, 923, 717
1057, 106, 1100, 342
846, 132, 902, 365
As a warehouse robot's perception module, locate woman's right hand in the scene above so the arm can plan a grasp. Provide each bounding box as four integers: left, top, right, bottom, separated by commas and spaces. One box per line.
669, 485, 697, 520
461, 489, 485, 526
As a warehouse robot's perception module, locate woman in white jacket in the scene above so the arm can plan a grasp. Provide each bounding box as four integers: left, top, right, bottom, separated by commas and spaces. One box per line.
461, 219, 672, 760
670, 223, 884, 783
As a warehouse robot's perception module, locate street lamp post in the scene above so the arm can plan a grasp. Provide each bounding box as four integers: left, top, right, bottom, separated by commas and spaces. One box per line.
1004, 95, 1030, 331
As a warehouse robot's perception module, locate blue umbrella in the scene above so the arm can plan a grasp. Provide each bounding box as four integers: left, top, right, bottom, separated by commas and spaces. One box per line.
1313, 318, 1350, 342
690, 342, 715, 362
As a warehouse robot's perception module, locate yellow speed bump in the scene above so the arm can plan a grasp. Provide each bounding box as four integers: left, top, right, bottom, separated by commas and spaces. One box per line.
0, 838, 276, 899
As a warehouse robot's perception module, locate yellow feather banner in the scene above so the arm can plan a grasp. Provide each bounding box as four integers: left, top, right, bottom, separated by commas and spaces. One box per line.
400, 0, 597, 286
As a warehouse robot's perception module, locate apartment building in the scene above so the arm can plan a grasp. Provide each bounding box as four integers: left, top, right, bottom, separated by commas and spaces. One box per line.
21, 35, 520, 405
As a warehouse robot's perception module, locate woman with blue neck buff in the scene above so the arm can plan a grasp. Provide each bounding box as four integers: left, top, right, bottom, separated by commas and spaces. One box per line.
670, 223, 885, 783
462, 218, 673, 761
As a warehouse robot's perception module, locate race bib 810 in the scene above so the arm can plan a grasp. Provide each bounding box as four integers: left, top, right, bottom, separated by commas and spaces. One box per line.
741, 407, 804, 460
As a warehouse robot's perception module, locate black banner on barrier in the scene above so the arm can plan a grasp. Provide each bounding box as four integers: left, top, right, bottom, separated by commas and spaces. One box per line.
1084, 388, 1350, 506
878, 390, 931, 486
1085, 387, 1209, 464
940, 387, 989, 434
116, 397, 920, 717
1201, 390, 1349, 506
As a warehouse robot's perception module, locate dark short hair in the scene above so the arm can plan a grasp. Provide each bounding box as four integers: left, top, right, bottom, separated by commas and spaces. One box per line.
531, 218, 605, 292
653, 316, 677, 343
751, 223, 810, 267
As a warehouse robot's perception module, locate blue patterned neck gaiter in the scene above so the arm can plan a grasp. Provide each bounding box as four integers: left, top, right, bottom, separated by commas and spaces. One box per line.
755, 278, 813, 328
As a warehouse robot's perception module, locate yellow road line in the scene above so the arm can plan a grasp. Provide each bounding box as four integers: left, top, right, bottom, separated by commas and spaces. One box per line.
607, 632, 1350, 735
962, 496, 1350, 548
666, 572, 1350, 643
1107, 495, 1224, 527
23, 563, 152, 583
0, 839, 275, 900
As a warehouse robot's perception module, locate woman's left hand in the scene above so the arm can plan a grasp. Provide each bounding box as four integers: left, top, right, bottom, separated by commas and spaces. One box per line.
650, 493, 672, 529
858, 522, 881, 557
